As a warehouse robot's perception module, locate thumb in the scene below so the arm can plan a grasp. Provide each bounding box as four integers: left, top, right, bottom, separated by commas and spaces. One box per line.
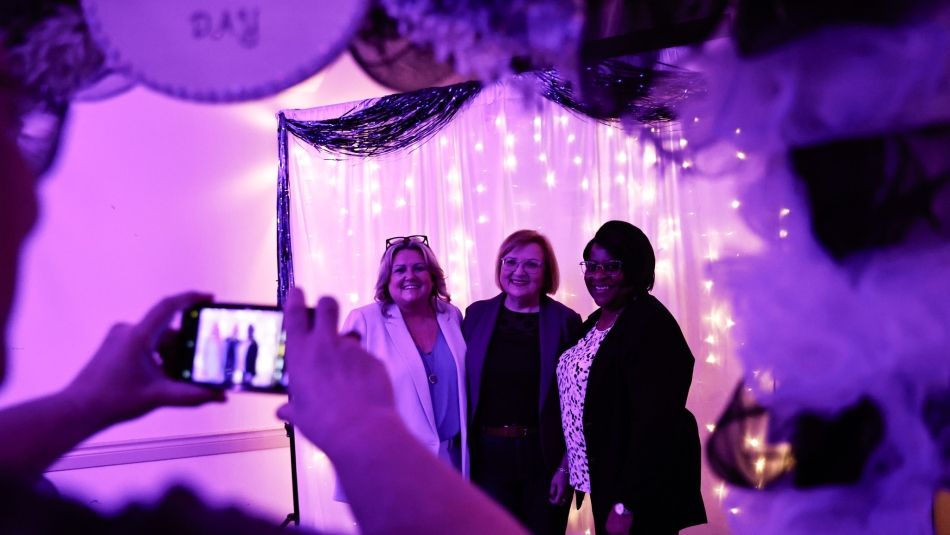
276, 402, 294, 423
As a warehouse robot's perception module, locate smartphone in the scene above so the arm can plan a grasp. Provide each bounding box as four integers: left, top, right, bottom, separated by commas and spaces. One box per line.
167, 303, 289, 393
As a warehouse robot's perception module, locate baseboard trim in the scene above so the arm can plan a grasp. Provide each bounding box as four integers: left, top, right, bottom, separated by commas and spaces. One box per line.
48, 427, 289, 472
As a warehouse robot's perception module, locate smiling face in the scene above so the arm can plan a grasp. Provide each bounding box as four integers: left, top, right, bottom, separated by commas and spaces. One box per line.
499, 242, 545, 304
584, 243, 632, 311
388, 248, 434, 311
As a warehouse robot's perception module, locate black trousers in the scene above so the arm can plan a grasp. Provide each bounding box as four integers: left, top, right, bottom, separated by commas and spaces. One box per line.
471, 433, 570, 535
590, 493, 677, 535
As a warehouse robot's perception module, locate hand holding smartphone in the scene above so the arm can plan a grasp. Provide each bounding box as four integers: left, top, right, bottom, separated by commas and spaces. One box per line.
165, 303, 291, 393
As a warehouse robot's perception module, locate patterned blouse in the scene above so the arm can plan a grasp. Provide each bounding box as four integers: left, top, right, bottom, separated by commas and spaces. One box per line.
556, 323, 613, 493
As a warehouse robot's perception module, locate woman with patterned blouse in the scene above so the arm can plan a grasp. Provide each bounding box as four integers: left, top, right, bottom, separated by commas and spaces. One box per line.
556, 221, 706, 535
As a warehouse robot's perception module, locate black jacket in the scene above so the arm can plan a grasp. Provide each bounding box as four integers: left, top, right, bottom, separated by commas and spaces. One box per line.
463, 293, 582, 472
581, 294, 707, 531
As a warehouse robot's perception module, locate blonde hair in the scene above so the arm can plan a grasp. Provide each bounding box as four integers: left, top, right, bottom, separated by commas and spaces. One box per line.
494, 229, 560, 295
374, 240, 451, 306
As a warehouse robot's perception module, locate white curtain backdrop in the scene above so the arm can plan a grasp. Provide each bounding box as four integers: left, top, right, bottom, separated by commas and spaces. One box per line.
283, 82, 756, 534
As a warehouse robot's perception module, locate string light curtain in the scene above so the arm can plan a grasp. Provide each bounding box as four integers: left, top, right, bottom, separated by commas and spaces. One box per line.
281, 82, 752, 534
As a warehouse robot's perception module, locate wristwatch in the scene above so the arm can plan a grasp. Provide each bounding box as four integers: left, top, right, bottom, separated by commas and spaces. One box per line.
613, 502, 632, 516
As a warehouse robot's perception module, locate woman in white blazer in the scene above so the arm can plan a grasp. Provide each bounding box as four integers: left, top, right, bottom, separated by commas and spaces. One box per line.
343, 235, 468, 475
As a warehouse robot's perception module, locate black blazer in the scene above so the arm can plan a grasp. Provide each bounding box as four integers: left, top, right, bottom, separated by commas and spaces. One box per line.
463, 293, 582, 472
582, 294, 706, 531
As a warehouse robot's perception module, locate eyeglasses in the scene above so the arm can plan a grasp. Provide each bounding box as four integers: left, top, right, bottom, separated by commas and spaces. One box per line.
384, 235, 429, 250
500, 257, 543, 274
580, 260, 623, 275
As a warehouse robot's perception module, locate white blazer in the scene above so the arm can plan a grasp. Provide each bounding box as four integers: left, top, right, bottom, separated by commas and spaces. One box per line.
343, 300, 469, 477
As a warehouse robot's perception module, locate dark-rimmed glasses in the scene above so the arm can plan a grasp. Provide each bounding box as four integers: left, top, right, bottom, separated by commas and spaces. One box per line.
580, 260, 623, 275
500, 257, 543, 274
385, 234, 429, 250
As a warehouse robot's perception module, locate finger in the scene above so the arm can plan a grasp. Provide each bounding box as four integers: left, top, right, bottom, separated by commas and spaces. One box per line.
138, 292, 213, 346
283, 289, 309, 359
284, 288, 309, 337
313, 296, 340, 342
276, 402, 294, 423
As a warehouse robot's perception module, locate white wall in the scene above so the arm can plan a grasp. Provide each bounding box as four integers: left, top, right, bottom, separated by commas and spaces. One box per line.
4, 52, 390, 517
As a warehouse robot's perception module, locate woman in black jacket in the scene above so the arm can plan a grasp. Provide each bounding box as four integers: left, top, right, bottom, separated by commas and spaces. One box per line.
556, 221, 706, 535
463, 229, 582, 534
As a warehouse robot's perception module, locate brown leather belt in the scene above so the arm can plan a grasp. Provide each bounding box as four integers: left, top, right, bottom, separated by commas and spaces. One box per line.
480, 425, 539, 439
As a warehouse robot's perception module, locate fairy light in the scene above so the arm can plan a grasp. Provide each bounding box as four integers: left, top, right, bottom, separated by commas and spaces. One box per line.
533, 116, 542, 127
736, 151, 747, 160
642, 185, 657, 204
534, 133, 542, 143
505, 133, 516, 147
538, 153, 547, 162
446, 168, 461, 183
404, 177, 415, 189
644, 144, 657, 166
440, 136, 448, 147
546, 171, 556, 188
495, 114, 506, 129
745, 435, 762, 450
735, 128, 742, 135
679, 138, 688, 148
682, 160, 692, 169
581, 178, 589, 191
559, 114, 569, 126
707, 424, 717, 433
779, 208, 791, 217
477, 214, 489, 224
693, 116, 700, 123
395, 198, 407, 208
704, 280, 714, 291
705, 335, 716, 345
347, 293, 360, 304
504, 154, 517, 170
754, 456, 767, 475
475, 183, 486, 194
371, 201, 382, 215
779, 229, 789, 238
615, 173, 626, 185
474, 141, 484, 152
567, 133, 576, 143
731, 199, 741, 209
368, 161, 380, 171
713, 483, 728, 506
616, 151, 628, 164
573, 156, 583, 165
730, 508, 740, 515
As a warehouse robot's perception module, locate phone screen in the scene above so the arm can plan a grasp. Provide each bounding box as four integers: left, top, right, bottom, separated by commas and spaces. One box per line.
174, 304, 288, 393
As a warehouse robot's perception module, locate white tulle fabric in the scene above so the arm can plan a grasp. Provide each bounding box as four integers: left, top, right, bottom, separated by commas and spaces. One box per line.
681, 16, 950, 535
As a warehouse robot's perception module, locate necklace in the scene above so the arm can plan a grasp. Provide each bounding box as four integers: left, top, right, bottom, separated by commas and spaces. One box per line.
419, 349, 438, 384
597, 310, 622, 331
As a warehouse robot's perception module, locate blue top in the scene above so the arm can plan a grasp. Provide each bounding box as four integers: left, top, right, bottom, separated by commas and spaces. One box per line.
419, 329, 461, 442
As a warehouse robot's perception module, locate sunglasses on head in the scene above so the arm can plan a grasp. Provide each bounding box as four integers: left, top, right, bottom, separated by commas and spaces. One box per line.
384, 234, 429, 250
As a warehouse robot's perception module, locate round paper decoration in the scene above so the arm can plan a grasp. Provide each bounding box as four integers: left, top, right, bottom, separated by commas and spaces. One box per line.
81, 0, 369, 102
